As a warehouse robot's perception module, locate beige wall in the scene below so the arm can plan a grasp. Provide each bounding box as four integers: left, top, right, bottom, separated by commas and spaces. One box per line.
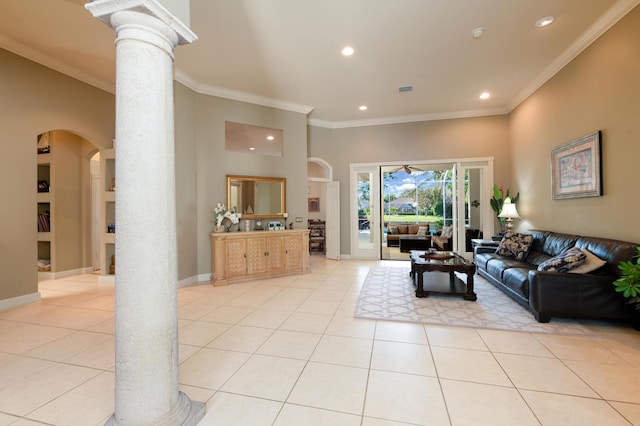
193, 94, 309, 275
509, 5, 640, 243
2, 2, 638, 304
0, 49, 115, 302
174, 82, 199, 281
309, 115, 511, 254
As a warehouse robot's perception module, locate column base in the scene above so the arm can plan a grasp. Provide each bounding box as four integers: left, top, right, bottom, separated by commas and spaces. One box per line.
105, 392, 206, 425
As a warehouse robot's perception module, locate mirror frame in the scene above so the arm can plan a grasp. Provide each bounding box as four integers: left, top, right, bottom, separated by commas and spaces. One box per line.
226, 175, 286, 219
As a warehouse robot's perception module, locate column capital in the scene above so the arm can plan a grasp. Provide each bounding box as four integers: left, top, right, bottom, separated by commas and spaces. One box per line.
86, 0, 197, 46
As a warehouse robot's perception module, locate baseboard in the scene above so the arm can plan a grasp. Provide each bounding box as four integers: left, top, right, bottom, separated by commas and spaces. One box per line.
178, 274, 212, 288
38, 267, 93, 281
96, 274, 208, 287
0, 292, 41, 311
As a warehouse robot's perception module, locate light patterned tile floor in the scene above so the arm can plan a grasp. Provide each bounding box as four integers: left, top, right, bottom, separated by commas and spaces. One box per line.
0, 256, 639, 425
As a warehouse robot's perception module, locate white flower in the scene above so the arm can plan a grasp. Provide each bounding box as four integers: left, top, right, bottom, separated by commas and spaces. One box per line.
213, 203, 240, 227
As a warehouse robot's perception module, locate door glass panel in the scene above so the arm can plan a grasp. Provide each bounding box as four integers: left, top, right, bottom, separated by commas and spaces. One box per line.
357, 172, 374, 251
381, 163, 454, 260
458, 165, 487, 255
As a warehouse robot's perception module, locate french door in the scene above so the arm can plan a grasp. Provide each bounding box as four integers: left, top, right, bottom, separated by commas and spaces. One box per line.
350, 166, 381, 259
350, 158, 493, 259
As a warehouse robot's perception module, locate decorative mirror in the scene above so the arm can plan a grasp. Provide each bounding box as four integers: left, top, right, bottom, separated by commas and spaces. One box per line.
226, 175, 286, 219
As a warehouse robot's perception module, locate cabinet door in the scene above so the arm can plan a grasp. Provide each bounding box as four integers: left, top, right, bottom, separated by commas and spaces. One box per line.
246, 237, 267, 274
266, 236, 284, 271
225, 239, 247, 277
284, 235, 303, 270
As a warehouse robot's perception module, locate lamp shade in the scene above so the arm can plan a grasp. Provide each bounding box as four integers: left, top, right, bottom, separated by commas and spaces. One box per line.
498, 202, 520, 219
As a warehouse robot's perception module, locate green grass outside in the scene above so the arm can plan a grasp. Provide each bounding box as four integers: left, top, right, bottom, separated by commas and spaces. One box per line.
383, 214, 440, 223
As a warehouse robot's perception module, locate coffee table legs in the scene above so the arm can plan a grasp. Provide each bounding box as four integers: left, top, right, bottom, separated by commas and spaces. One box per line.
462, 270, 476, 301
413, 269, 476, 301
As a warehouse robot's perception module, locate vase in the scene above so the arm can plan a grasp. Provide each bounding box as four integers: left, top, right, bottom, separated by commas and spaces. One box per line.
229, 223, 239, 232
213, 224, 225, 233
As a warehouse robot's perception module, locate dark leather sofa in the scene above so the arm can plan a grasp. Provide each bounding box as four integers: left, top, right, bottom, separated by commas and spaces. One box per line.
474, 230, 639, 323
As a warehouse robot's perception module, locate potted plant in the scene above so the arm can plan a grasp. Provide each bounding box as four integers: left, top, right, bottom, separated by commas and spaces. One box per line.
490, 184, 519, 234
613, 246, 640, 330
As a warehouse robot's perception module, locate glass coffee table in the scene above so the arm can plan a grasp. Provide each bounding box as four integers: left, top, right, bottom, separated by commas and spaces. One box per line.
409, 251, 477, 300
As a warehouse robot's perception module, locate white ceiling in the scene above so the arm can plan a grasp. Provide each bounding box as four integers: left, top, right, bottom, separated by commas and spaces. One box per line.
1, 0, 638, 128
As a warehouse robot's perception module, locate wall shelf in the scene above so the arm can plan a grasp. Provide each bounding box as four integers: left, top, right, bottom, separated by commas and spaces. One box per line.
100, 148, 116, 277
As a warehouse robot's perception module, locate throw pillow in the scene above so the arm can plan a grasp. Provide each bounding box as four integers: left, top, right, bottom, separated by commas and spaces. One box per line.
441, 225, 453, 239
537, 247, 587, 272
387, 225, 398, 235
495, 232, 534, 261
417, 226, 429, 236
568, 248, 607, 274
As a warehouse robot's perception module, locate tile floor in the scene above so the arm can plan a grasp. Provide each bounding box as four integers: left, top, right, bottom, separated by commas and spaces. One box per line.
1, 256, 640, 425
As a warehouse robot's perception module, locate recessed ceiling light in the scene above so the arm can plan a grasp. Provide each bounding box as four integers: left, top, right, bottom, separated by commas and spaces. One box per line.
479, 92, 491, 100
472, 27, 485, 38
267, 135, 274, 141
535, 16, 555, 28
342, 46, 354, 56
249, 147, 256, 151
359, 105, 367, 111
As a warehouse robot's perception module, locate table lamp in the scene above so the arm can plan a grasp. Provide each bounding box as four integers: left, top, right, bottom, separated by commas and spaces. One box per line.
498, 197, 520, 231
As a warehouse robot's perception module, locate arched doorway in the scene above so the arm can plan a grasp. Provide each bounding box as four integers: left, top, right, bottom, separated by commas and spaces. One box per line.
36, 130, 100, 278
307, 157, 340, 260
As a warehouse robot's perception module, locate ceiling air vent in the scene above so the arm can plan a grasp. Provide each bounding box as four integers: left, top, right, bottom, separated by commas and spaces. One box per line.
398, 85, 413, 93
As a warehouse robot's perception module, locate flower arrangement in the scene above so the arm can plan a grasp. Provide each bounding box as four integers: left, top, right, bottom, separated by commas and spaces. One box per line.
490, 184, 519, 223
214, 203, 240, 228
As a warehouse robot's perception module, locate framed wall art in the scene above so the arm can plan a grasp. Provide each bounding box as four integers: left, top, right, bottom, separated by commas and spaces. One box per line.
551, 131, 602, 200
308, 197, 320, 212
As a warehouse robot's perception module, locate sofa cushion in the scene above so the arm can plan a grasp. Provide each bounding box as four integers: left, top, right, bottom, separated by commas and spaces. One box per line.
388, 225, 398, 235
408, 224, 421, 235
502, 267, 533, 299
496, 232, 534, 261
568, 248, 607, 274
525, 250, 552, 267
486, 257, 531, 281
397, 224, 408, 234
537, 247, 586, 272
575, 236, 638, 277
417, 226, 429, 236
541, 232, 579, 257
441, 225, 453, 238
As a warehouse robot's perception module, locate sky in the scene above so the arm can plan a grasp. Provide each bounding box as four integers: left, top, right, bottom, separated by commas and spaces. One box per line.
384, 170, 440, 197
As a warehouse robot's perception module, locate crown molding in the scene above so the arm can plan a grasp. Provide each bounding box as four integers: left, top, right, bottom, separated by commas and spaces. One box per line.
0, 34, 115, 94
175, 69, 315, 115
308, 107, 508, 129
507, 0, 640, 112
3, 0, 637, 127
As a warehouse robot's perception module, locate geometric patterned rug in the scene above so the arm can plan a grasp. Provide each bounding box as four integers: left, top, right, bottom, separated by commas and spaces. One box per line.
354, 266, 596, 336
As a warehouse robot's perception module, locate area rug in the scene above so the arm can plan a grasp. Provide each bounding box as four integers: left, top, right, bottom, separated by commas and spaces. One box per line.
355, 266, 596, 336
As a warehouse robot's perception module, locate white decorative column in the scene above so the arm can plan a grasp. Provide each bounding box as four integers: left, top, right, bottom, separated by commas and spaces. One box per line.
85, 1, 203, 425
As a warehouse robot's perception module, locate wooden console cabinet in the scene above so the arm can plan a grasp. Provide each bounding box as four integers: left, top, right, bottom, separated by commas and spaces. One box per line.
210, 229, 310, 286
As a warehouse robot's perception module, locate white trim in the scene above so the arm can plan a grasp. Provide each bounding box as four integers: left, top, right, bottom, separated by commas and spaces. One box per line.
178, 275, 205, 288
0, 292, 41, 311
309, 108, 508, 129
175, 70, 315, 115
350, 165, 381, 260
307, 157, 333, 182
507, 0, 640, 111
355, 156, 495, 169
38, 267, 94, 281
98, 274, 209, 287
0, 34, 115, 94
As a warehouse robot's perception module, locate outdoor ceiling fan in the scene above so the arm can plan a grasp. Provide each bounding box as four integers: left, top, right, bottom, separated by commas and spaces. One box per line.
389, 165, 424, 175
